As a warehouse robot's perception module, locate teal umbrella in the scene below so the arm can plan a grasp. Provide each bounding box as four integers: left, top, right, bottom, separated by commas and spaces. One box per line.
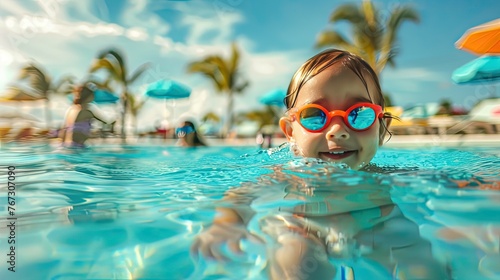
145, 80, 191, 99
452, 56, 500, 84
145, 80, 192, 136
68, 89, 119, 104
92, 89, 120, 104
259, 89, 286, 107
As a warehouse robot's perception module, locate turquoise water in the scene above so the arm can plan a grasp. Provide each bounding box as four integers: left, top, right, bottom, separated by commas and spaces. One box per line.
0, 143, 499, 279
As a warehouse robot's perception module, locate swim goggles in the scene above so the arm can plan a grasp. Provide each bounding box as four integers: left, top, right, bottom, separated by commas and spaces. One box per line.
290, 102, 383, 132
175, 125, 194, 136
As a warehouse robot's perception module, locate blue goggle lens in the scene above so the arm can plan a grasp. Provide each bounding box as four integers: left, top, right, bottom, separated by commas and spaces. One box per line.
299, 106, 376, 131
299, 109, 327, 131
348, 106, 376, 130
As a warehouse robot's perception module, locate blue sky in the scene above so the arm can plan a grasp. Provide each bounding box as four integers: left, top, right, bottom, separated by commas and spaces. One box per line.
0, 0, 499, 131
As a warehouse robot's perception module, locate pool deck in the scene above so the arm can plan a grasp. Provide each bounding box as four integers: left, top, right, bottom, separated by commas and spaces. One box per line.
89, 134, 500, 148
382, 134, 500, 148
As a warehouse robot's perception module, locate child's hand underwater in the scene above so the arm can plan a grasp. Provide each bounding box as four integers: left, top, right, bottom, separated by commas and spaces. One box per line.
191, 223, 264, 262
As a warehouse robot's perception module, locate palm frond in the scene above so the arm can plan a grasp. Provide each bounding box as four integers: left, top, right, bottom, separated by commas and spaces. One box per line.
206, 56, 231, 90
98, 49, 127, 82
383, 6, 419, 46
315, 30, 357, 52
330, 3, 364, 24
52, 75, 76, 95
18, 64, 51, 95
229, 42, 240, 75
127, 62, 151, 84
187, 60, 227, 92
378, 6, 419, 72
89, 59, 122, 81
319, 0, 419, 74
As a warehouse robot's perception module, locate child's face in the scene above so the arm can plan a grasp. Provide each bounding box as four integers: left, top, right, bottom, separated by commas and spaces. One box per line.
280, 66, 388, 170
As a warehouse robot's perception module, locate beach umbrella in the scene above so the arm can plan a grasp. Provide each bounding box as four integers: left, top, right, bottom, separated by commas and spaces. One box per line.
0, 87, 51, 128
68, 89, 120, 104
145, 79, 192, 135
259, 89, 286, 107
92, 89, 120, 104
259, 89, 287, 131
451, 56, 500, 85
455, 18, 500, 55
145, 80, 191, 100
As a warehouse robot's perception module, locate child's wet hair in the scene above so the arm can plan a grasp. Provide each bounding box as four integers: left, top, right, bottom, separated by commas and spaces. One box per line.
284, 49, 384, 110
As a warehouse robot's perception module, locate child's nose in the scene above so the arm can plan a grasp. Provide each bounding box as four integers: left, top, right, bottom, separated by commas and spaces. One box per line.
325, 118, 350, 140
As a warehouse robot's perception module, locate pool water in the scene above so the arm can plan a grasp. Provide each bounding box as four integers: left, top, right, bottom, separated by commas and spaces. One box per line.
0, 143, 499, 279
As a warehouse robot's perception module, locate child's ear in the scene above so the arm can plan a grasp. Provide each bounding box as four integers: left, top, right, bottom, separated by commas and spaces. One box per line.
279, 117, 294, 140
379, 117, 392, 146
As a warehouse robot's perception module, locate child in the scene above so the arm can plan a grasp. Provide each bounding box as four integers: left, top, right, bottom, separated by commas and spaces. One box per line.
191, 49, 449, 279
176, 120, 207, 147
59, 83, 115, 147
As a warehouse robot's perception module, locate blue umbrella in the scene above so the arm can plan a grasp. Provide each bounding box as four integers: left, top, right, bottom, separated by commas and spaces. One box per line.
144, 80, 192, 135
452, 55, 500, 84
93, 89, 120, 103
68, 89, 120, 104
145, 80, 191, 99
259, 89, 286, 107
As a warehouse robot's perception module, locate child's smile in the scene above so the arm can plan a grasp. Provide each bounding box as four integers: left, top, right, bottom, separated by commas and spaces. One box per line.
319, 149, 357, 161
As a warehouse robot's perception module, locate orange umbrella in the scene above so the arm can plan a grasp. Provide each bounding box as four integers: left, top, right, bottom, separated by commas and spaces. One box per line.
455, 18, 500, 55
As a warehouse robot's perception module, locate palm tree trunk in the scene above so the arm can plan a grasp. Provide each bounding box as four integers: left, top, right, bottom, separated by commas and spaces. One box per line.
224, 91, 234, 138
44, 99, 52, 129
132, 113, 138, 136
121, 97, 127, 142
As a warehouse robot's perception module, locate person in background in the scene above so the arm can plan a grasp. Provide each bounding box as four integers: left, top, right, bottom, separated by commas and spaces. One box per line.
59, 83, 115, 147
176, 120, 207, 147
256, 124, 276, 149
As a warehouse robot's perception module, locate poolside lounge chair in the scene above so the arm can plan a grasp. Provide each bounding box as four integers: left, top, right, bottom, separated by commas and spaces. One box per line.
446, 98, 500, 134
386, 106, 432, 135
426, 115, 465, 135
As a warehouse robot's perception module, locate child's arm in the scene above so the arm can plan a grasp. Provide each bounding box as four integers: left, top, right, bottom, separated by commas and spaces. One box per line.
87, 103, 114, 124
191, 186, 263, 261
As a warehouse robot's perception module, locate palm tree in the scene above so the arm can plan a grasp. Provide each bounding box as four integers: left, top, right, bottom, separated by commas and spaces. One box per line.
187, 42, 249, 137
52, 75, 77, 96
89, 48, 150, 140
315, 0, 419, 74
202, 112, 221, 123
4, 64, 78, 129
237, 106, 277, 130
126, 92, 148, 134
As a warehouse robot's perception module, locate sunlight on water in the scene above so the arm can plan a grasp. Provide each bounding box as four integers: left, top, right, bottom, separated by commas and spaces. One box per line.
0, 143, 498, 279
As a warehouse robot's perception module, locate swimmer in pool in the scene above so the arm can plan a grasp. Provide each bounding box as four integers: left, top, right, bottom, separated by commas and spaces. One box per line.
59, 83, 115, 147
176, 120, 207, 147
191, 49, 450, 279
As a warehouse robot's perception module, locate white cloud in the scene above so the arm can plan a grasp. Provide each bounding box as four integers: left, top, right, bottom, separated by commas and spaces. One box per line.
383, 67, 446, 82
120, 0, 170, 35
126, 27, 148, 41
381, 67, 448, 93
